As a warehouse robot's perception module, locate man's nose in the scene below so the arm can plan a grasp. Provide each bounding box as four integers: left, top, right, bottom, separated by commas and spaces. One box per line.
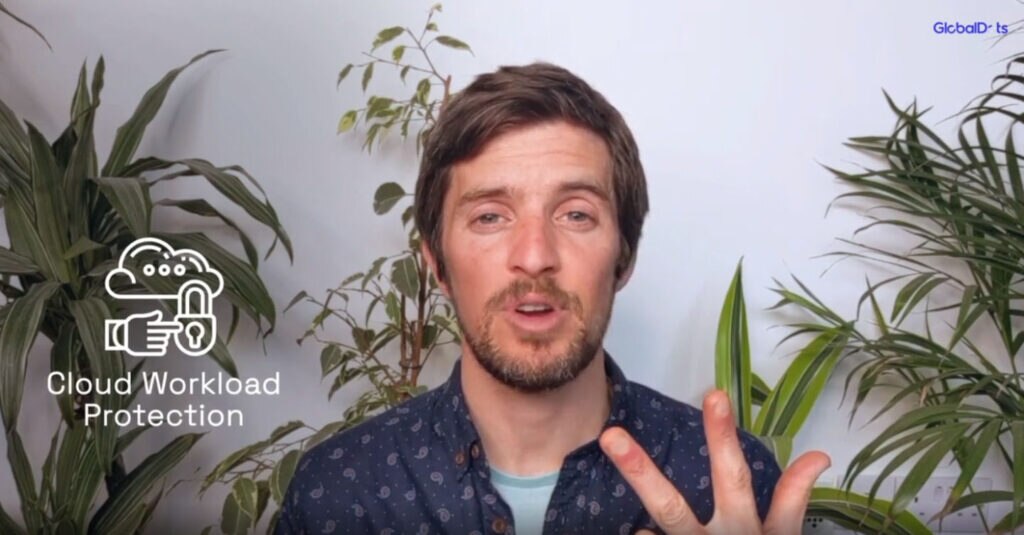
507, 215, 560, 277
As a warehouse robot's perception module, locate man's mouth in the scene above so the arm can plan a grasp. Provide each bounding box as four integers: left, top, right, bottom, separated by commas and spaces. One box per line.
508, 293, 559, 313
515, 302, 555, 314
504, 293, 565, 332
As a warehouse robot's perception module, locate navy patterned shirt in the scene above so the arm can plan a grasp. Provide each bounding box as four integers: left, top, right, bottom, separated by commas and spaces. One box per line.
277, 354, 782, 534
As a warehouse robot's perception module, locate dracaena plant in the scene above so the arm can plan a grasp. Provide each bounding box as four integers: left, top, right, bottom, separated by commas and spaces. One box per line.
0, 51, 292, 534
714, 260, 930, 534
199, 5, 470, 533
770, 51, 1024, 533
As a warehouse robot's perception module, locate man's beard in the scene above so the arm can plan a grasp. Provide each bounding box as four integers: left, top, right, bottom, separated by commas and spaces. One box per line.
456, 277, 612, 393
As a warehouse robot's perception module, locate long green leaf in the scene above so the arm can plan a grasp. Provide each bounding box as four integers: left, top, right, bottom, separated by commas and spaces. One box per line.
0, 245, 38, 274
753, 329, 846, 438
6, 428, 43, 532
102, 50, 223, 176
809, 488, 931, 535
153, 158, 293, 261
890, 425, 969, 516
756, 435, 792, 466
49, 324, 78, 426
1012, 421, 1024, 530
63, 236, 105, 260
26, 123, 73, 282
750, 373, 770, 406
0, 95, 29, 178
715, 260, 751, 428
945, 419, 1002, 513
994, 503, 1024, 534
92, 176, 151, 238
38, 422, 61, 520
67, 433, 104, 528
89, 433, 203, 533
155, 198, 259, 267
64, 58, 101, 245
68, 298, 124, 473
0, 280, 59, 430
54, 423, 87, 516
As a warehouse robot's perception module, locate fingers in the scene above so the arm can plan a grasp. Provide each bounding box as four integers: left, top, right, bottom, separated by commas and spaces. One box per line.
148, 321, 183, 333
763, 451, 831, 535
600, 427, 703, 534
702, 390, 760, 524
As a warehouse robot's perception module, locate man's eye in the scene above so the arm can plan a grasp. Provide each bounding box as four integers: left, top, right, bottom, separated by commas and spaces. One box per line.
475, 213, 502, 225
566, 211, 593, 222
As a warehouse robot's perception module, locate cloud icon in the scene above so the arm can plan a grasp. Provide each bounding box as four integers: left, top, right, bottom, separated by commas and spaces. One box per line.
104, 237, 224, 300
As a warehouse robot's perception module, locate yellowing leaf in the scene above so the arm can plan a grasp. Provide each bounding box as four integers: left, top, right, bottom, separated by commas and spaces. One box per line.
338, 110, 358, 133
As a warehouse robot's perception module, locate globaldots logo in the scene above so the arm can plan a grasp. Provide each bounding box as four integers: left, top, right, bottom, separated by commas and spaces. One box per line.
103, 237, 223, 357
933, 21, 1009, 35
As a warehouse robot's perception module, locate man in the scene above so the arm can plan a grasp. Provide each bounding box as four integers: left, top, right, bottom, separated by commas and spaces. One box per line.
278, 62, 830, 535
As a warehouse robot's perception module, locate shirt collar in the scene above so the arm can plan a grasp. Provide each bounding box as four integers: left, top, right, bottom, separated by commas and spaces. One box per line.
430, 351, 636, 478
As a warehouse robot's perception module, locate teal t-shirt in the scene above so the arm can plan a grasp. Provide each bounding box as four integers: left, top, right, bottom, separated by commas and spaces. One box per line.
489, 466, 560, 535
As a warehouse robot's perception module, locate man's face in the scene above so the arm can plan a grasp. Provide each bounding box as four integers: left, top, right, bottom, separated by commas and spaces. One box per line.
425, 120, 631, 392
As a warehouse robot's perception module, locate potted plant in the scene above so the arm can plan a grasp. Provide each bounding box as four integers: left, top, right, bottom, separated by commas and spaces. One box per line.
715, 260, 929, 534
200, 6, 470, 532
772, 50, 1024, 533
0, 50, 292, 533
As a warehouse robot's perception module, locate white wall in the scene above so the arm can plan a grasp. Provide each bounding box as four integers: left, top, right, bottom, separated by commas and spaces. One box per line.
0, 0, 1017, 531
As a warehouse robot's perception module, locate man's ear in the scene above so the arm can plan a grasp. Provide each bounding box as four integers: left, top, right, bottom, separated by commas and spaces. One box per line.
419, 240, 451, 298
614, 256, 636, 292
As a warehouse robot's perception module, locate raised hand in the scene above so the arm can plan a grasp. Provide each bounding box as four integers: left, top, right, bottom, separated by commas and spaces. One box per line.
599, 390, 830, 534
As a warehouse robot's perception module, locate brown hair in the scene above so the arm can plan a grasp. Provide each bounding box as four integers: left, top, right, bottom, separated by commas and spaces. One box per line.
414, 62, 649, 282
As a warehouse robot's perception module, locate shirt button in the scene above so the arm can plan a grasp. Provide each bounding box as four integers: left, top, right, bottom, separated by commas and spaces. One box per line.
491, 517, 508, 533
471, 443, 481, 458
454, 450, 466, 466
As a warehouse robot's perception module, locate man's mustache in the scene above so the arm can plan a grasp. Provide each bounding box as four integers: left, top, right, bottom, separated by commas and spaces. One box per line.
484, 277, 581, 313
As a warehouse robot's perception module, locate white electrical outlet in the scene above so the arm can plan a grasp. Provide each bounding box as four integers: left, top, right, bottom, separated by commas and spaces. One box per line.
803, 474, 840, 535
803, 513, 835, 535
894, 476, 992, 534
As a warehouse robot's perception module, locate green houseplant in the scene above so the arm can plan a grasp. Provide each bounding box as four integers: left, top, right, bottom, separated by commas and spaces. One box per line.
770, 52, 1024, 532
715, 260, 930, 534
0, 51, 292, 533
200, 6, 470, 532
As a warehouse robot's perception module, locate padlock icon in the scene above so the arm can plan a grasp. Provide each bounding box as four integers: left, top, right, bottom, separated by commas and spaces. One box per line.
174, 279, 216, 356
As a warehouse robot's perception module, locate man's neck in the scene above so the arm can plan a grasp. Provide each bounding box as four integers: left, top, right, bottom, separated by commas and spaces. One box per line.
460, 349, 611, 477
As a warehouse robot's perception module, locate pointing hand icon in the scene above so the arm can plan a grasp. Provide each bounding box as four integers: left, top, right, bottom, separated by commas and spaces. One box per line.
104, 309, 183, 357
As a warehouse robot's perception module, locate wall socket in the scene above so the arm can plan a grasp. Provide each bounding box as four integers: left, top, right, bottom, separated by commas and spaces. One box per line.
804, 513, 835, 535
830, 475, 992, 534
894, 476, 992, 534
803, 474, 840, 535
